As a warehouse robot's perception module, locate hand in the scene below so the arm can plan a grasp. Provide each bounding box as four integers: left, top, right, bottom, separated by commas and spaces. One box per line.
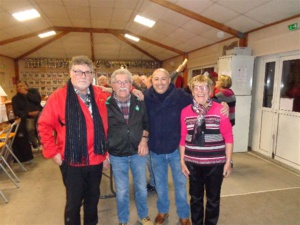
221, 102, 229, 116
103, 158, 110, 170
53, 153, 63, 166
28, 110, 40, 117
19, 88, 28, 95
138, 138, 148, 156
223, 161, 232, 177
99, 86, 112, 93
132, 89, 144, 101
180, 160, 190, 178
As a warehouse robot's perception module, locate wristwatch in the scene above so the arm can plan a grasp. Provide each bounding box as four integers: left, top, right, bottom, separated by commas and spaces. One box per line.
226, 159, 233, 168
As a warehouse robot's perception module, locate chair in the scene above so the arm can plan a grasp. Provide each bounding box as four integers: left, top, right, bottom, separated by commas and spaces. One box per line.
0, 125, 19, 203
1, 118, 27, 172
0, 189, 8, 203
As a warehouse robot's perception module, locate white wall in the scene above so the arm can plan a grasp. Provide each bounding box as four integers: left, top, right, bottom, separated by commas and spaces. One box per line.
0, 56, 16, 100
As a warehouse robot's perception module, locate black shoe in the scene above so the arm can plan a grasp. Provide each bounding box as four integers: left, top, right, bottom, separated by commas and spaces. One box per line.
147, 183, 156, 192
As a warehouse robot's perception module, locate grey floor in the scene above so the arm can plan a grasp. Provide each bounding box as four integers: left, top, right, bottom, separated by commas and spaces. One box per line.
1, 151, 300, 225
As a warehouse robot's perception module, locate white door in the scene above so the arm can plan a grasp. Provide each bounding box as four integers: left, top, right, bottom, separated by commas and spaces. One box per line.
258, 54, 300, 169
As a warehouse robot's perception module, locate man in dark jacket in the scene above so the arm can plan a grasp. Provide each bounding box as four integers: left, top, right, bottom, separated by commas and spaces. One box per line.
144, 68, 192, 225
107, 69, 153, 225
23, 82, 43, 150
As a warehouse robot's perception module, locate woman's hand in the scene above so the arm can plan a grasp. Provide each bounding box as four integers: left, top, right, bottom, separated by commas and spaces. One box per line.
223, 161, 232, 177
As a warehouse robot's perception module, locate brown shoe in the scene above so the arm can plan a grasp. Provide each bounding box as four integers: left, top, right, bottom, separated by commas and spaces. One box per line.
179, 218, 191, 225
154, 213, 169, 225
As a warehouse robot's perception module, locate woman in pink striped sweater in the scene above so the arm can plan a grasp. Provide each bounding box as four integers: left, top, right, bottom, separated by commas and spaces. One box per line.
179, 75, 233, 225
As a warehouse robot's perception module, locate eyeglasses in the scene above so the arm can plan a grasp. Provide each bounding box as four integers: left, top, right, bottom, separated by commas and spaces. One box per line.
193, 85, 209, 91
113, 80, 131, 86
72, 70, 92, 77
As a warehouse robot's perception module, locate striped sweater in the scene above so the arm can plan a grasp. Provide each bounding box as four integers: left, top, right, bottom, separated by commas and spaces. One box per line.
214, 88, 236, 126
180, 102, 233, 165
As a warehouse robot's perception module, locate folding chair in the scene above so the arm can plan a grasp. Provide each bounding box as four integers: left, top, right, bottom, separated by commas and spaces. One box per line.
0, 189, 8, 203
0, 118, 27, 173
0, 125, 20, 188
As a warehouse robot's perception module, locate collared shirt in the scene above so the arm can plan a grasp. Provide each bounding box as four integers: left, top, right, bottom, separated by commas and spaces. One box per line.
75, 88, 92, 115
113, 93, 131, 124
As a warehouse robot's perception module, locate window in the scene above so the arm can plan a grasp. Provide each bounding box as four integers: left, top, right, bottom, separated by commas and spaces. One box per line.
280, 59, 300, 112
262, 62, 275, 108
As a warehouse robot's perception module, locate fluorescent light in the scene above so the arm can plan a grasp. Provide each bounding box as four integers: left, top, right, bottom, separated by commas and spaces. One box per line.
125, 34, 140, 42
38, 31, 56, 38
12, 9, 40, 21
134, 15, 156, 28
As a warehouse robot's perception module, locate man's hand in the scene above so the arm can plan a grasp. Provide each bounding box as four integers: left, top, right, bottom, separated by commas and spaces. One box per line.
221, 102, 229, 116
53, 153, 63, 166
132, 89, 144, 101
138, 138, 148, 156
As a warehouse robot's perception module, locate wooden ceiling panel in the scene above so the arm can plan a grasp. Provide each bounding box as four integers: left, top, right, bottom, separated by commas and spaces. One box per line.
217, 0, 271, 14
200, 3, 239, 24
0, 0, 299, 61
245, 0, 300, 24
225, 15, 264, 33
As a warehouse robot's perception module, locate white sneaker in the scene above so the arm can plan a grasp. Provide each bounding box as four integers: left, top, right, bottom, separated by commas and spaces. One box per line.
139, 216, 153, 225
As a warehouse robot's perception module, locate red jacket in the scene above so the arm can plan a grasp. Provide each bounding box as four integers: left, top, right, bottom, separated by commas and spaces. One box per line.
38, 84, 109, 166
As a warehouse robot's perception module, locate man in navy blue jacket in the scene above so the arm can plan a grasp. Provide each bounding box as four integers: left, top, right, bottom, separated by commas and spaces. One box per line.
144, 68, 192, 225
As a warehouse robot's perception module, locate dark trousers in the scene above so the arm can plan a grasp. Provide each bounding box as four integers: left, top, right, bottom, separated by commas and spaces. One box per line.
187, 163, 224, 225
60, 162, 103, 225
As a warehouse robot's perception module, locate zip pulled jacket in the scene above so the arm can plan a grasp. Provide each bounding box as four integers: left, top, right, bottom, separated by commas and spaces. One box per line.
107, 94, 149, 156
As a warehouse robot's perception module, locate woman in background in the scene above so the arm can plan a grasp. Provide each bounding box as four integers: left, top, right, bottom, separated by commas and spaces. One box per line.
213, 75, 236, 126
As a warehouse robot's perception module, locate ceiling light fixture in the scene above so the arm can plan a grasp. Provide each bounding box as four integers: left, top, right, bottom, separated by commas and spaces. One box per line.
12, 9, 40, 21
38, 31, 56, 38
125, 34, 140, 42
134, 15, 156, 28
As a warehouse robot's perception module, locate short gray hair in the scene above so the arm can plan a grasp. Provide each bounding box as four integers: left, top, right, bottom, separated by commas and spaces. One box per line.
111, 69, 133, 83
69, 55, 94, 72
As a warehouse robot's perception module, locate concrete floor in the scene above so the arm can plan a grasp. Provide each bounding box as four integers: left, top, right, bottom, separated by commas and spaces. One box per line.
1, 151, 300, 225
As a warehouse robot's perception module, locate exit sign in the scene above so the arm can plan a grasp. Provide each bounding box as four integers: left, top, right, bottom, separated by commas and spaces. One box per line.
288, 23, 298, 31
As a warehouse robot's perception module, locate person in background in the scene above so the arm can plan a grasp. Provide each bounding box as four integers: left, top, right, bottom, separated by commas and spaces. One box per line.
97, 75, 109, 87
144, 68, 192, 225
107, 69, 153, 225
213, 75, 236, 126
133, 74, 147, 91
209, 71, 220, 98
180, 75, 233, 225
38, 55, 110, 225
140, 75, 152, 89
11, 81, 34, 163
23, 82, 43, 150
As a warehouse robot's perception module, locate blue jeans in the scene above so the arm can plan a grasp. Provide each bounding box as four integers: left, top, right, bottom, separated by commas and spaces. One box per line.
146, 153, 155, 187
110, 154, 148, 223
150, 149, 190, 218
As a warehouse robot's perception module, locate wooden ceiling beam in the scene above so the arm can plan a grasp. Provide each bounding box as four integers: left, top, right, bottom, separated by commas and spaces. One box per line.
112, 33, 161, 62
53, 26, 185, 55
0, 27, 55, 45
150, 0, 245, 38
117, 30, 185, 55
16, 31, 70, 60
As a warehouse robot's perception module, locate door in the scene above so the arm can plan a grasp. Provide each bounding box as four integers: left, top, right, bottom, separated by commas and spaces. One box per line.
259, 54, 300, 169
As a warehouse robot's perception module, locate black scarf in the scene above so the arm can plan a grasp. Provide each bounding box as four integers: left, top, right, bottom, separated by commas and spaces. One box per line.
191, 98, 212, 146
65, 80, 106, 165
